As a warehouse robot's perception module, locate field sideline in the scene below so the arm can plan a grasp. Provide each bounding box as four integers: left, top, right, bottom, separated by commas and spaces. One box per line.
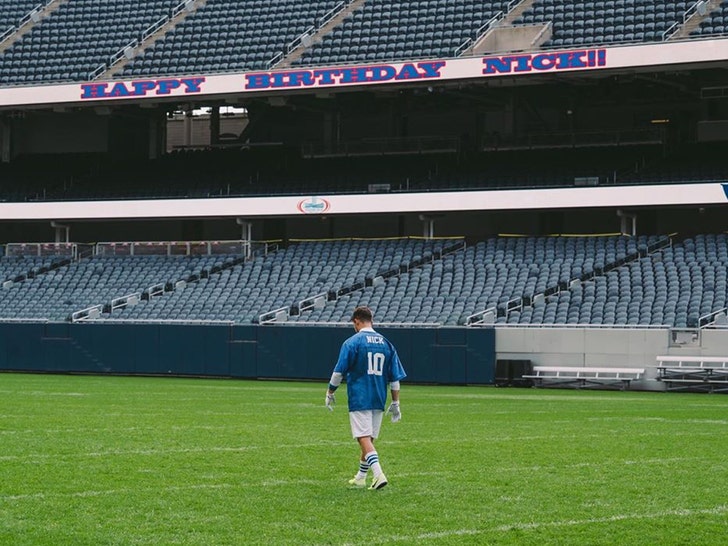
1, 373, 727, 545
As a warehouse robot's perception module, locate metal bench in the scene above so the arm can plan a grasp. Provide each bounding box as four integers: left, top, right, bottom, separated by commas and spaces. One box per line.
655, 356, 728, 393
523, 366, 645, 390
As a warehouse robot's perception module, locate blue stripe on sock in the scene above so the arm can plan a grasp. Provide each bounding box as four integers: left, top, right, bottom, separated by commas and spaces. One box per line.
366, 453, 379, 466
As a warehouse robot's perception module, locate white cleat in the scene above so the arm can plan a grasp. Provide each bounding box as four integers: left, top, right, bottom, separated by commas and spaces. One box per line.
369, 473, 388, 490
348, 476, 367, 488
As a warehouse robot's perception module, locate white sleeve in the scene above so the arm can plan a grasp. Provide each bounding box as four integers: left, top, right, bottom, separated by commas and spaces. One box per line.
389, 381, 400, 391
329, 372, 343, 387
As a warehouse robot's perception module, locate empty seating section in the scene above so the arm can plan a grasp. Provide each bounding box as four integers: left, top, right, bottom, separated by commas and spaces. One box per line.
110, 239, 445, 323
122, 0, 341, 77
0, 0, 44, 34
3, 235, 727, 327
692, 0, 728, 36
295, 0, 511, 66
517, 235, 727, 327
515, 0, 700, 47
293, 236, 663, 325
0, 255, 216, 321
0, 255, 67, 284
0, 0, 180, 85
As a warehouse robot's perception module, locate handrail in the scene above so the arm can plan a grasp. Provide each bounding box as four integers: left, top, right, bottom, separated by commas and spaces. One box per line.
505, 0, 522, 13
259, 307, 288, 324
19, 4, 43, 27
146, 283, 166, 297
111, 292, 141, 311
266, 51, 284, 69
492, 322, 672, 329
662, 0, 703, 40
287, 25, 315, 54
531, 21, 553, 45
453, 37, 472, 56
84, 318, 235, 325
88, 63, 107, 81
109, 39, 138, 66
298, 291, 328, 312
142, 15, 169, 41
0, 25, 16, 44
5, 242, 80, 258
269, 321, 443, 328
466, 306, 497, 326
661, 21, 679, 40
318, 1, 345, 28
95, 239, 256, 256
71, 304, 103, 322
699, 307, 728, 328
172, 0, 193, 18
476, 12, 504, 37
454, 11, 504, 57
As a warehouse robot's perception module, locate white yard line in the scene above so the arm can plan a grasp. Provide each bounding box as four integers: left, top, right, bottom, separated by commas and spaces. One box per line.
366, 505, 728, 544
0, 439, 352, 462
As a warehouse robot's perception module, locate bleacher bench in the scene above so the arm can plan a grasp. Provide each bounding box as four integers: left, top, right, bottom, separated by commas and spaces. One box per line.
655, 356, 728, 393
523, 366, 645, 390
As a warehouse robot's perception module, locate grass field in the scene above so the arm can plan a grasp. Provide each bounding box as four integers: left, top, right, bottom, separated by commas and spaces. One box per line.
1, 373, 727, 545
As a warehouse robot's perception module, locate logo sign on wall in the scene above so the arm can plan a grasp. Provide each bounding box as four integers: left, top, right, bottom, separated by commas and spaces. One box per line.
297, 197, 331, 214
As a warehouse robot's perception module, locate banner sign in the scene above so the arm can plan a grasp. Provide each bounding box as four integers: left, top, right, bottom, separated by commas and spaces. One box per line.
0, 182, 723, 221
0, 38, 726, 108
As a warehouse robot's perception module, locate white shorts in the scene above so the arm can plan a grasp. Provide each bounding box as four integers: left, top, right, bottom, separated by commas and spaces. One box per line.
349, 410, 384, 439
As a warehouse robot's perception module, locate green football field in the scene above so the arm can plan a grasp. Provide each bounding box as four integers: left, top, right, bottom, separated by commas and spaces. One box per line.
1, 373, 727, 545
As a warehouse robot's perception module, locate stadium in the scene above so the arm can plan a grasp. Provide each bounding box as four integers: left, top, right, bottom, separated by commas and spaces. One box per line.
2, 0, 728, 544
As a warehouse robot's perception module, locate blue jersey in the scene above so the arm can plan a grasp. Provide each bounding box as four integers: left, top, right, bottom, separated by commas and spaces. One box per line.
334, 328, 407, 412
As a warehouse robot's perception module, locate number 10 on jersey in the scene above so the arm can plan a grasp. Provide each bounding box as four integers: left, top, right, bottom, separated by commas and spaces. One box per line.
367, 352, 384, 375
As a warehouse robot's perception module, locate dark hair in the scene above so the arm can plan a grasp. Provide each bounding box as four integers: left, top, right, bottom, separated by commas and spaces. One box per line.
351, 306, 373, 322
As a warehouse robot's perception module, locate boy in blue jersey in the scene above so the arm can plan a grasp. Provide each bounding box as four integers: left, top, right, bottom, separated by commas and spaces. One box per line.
325, 306, 407, 490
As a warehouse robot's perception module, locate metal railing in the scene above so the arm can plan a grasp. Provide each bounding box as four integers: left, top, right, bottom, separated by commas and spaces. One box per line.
71, 305, 103, 322
110, 292, 141, 311
265, 320, 443, 328
5, 242, 87, 259
172, 0, 194, 18
465, 307, 497, 326
19, 4, 43, 27
699, 307, 728, 328
142, 15, 169, 41
95, 240, 258, 257
145, 282, 166, 298
318, 1, 346, 28
259, 307, 288, 324
493, 322, 672, 329
0, 25, 15, 44
109, 39, 138, 66
662, 0, 704, 40
88, 63, 106, 80
83, 318, 235, 325
298, 292, 328, 314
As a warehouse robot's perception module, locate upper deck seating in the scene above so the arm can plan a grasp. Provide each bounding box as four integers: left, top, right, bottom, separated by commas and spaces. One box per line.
0, 0, 180, 85
121, 0, 341, 77
515, 0, 700, 47
295, 0, 510, 66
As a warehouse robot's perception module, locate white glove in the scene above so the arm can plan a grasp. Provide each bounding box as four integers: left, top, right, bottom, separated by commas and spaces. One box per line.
387, 401, 401, 423
325, 392, 336, 411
